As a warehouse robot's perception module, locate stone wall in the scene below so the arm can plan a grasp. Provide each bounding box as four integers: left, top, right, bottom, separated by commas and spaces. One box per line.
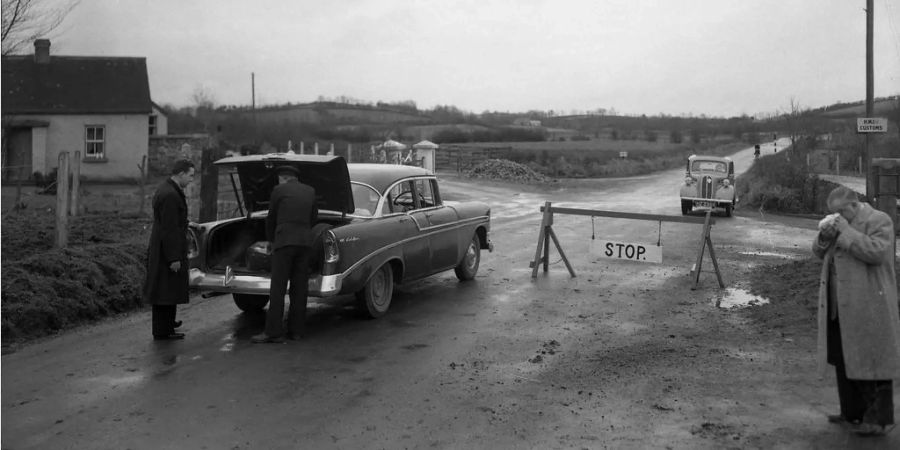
148, 134, 212, 177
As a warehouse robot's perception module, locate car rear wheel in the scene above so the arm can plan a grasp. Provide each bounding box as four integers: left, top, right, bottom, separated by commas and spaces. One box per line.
233, 294, 268, 312
356, 263, 393, 318
681, 200, 691, 215
454, 234, 481, 281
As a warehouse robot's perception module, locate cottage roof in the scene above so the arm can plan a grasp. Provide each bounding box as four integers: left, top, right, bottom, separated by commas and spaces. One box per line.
1, 55, 152, 114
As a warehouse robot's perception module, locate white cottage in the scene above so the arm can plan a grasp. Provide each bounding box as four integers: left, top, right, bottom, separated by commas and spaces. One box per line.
2, 39, 164, 182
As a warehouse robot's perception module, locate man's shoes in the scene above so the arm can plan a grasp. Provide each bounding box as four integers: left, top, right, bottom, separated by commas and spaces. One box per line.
173, 320, 183, 329
250, 333, 285, 344
153, 332, 185, 341
828, 414, 860, 425
852, 422, 889, 436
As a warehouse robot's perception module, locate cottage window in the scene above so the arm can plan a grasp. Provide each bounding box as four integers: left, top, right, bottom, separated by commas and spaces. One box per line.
149, 115, 158, 135
84, 125, 106, 159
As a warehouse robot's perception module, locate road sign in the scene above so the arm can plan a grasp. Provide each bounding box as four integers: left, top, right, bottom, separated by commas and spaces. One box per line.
857, 117, 888, 133
592, 240, 662, 263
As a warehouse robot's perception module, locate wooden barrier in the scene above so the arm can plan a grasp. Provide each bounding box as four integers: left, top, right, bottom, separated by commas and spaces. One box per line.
530, 202, 724, 289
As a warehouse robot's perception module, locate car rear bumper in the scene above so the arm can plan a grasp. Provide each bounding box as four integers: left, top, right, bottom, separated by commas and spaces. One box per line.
189, 268, 343, 297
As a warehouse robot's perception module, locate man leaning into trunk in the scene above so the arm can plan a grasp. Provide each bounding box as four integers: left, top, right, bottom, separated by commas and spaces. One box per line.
813, 186, 900, 436
251, 165, 317, 344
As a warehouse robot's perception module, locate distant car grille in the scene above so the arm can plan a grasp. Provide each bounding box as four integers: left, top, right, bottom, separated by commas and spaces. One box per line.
701, 176, 713, 198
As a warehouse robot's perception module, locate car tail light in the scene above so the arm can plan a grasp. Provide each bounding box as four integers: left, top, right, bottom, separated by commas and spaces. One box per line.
323, 230, 339, 264
187, 228, 199, 259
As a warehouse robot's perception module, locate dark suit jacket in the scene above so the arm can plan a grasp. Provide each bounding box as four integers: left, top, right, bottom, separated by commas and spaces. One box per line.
143, 178, 190, 305
266, 179, 317, 250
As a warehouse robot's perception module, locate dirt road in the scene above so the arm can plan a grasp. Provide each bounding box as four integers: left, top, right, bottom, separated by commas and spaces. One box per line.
4, 141, 898, 449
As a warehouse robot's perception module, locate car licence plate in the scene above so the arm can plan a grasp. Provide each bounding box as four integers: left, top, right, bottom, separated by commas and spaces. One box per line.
695, 201, 715, 209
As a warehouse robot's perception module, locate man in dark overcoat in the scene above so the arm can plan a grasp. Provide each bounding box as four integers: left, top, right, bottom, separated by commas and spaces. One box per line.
813, 186, 900, 436
251, 165, 317, 343
143, 160, 195, 340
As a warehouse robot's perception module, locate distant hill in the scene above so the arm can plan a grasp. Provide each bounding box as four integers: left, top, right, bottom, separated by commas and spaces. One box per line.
815, 97, 897, 118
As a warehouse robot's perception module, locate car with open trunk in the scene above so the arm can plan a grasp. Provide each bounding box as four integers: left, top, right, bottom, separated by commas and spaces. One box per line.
187, 153, 493, 318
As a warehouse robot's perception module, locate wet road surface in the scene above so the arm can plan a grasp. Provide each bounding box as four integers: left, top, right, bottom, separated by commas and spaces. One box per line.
5, 139, 898, 449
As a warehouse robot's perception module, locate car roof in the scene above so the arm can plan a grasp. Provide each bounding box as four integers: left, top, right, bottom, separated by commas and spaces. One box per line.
348, 164, 433, 193
688, 155, 732, 162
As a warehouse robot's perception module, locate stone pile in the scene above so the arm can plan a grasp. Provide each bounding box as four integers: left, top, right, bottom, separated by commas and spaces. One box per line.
464, 159, 550, 183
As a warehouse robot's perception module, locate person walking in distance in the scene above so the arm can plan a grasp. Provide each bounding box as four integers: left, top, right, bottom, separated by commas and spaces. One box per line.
813, 186, 900, 436
252, 165, 317, 343
143, 159, 195, 340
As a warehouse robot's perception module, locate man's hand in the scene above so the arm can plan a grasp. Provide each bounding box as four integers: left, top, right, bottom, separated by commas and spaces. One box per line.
820, 226, 838, 240
169, 261, 182, 272
832, 215, 851, 234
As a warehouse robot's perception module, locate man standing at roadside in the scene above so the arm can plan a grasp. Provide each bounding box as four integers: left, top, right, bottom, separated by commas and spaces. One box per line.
813, 186, 900, 436
252, 165, 317, 344
143, 159, 195, 340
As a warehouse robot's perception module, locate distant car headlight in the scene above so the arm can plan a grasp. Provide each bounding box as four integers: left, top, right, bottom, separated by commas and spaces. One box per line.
684, 177, 694, 185
722, 179, 730, 187
323, 230, 339, 264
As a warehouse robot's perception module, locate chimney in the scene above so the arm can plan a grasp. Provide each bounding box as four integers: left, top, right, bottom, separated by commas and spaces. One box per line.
34, 39, 50, 64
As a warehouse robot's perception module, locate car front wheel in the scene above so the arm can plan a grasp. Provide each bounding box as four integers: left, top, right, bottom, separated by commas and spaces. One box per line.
681, 200, 691, 215
233, 294, 268, 312
454, 234, 481, 281
356, 263, 393, 318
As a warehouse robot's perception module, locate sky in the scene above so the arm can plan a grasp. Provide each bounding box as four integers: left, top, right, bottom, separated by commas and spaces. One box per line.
37, 0, 900, 117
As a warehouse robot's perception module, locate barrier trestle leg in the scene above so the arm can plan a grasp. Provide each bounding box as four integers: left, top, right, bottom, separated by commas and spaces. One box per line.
531, 201, 576, 278
691, 210, 725, 290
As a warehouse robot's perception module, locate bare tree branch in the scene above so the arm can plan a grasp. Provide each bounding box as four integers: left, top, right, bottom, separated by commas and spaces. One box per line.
1, 0, 79, 56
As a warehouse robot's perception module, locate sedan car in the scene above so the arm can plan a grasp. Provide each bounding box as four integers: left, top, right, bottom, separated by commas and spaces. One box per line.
187, 153, 492, 318
679, 155, 736, 216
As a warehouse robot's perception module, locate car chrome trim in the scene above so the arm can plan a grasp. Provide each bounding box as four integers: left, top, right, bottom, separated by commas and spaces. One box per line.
189, 269, 343, 297
339, 215, 491, 275
682, 197, 733, 204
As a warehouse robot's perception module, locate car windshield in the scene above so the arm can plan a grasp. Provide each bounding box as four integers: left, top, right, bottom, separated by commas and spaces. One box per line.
351, 183, 381, 217
692, 161, 727, 173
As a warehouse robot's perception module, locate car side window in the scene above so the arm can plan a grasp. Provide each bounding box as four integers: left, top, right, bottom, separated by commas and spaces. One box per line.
386, 180, 416, 213
414, 179, 437, 209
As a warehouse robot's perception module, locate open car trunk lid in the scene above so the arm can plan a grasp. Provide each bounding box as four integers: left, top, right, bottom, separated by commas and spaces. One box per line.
214, 154, 354, 214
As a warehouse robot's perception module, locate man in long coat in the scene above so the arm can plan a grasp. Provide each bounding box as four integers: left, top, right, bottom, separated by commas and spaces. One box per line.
813, 186, 900, 436
251, 165, 317, 343
143, 160, 195, 340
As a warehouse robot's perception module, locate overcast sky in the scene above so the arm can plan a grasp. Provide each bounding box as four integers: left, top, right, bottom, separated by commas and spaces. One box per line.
43, 0, 900, 117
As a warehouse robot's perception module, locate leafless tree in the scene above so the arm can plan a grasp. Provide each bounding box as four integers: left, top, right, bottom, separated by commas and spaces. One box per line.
1, 0, 79, 56
191, 84, 217, 112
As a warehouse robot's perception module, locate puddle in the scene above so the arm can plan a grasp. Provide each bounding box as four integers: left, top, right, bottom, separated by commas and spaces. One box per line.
715, 288, 770, 309
737, 251, 800, 259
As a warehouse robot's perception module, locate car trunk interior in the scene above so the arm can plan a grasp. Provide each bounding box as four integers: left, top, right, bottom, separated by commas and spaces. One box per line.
204, 216, 348, 274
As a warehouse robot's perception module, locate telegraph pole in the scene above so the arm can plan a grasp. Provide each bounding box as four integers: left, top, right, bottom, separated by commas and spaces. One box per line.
865, 0, 874, 201
252, 72, 257, 145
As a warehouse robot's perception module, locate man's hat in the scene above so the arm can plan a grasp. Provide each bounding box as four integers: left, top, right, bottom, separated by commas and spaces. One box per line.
274, 165, 301, 178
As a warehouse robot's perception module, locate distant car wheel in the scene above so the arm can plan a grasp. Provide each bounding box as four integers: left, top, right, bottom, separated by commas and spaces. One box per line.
233, 294, 268, 312
724, 203, 733, 217
356, 263, 393, 318
454, 234, 481, 281
681, 200, 691, 215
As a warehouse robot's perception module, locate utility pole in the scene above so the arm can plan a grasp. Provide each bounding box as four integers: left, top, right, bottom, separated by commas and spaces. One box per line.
252, 72, 257, 145
865, 0, 874, 201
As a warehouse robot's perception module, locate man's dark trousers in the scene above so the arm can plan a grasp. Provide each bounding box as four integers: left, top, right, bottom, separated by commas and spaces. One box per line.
152, 305, 177, 336
828, 312, 894, 426
266, 245, 311, 338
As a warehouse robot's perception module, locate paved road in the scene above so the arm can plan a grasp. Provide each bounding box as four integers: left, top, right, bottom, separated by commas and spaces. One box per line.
6, 140, 895, 449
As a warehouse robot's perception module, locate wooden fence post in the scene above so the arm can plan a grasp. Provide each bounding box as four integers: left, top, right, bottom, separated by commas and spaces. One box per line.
55, 152, 70, 248
314, 142, 319, 155
347, 143, 352, 163
137, 155, 148, 215
199, 147, 220, 222
70, 151, 81, 216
